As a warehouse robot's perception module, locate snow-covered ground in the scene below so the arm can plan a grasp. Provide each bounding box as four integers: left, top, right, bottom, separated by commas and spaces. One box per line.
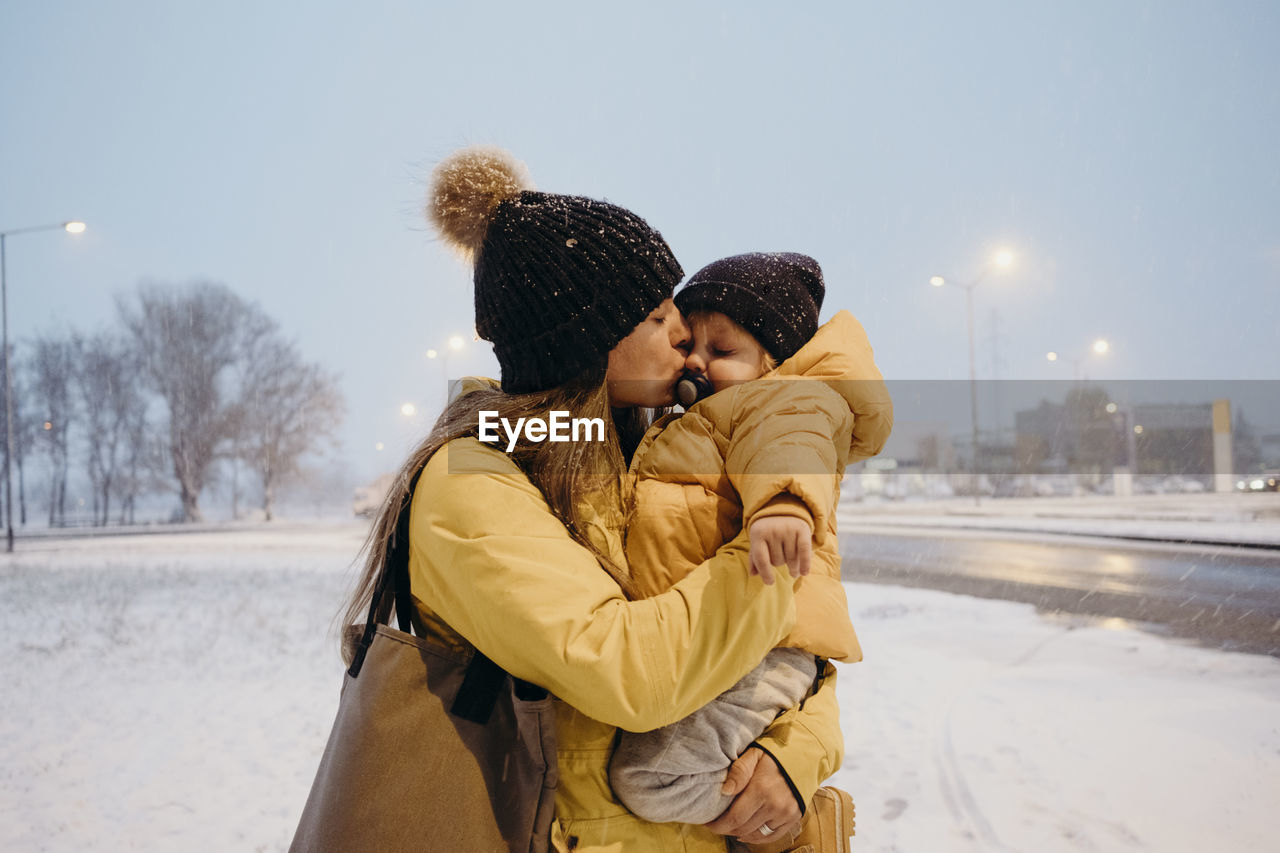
2, 523, 1278, 852
834, 585, 1279, 852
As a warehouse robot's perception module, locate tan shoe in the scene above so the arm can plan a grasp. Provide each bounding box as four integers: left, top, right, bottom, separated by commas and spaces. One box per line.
733, 786, 856, 853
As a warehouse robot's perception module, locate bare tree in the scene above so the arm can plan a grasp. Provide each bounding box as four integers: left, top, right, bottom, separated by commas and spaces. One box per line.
115, 413, 165, 525
0, 344, 36, 526
13, 362, 39, 526
9, 353, 36, 525
119, 282, 271, 522
232, 335, 344, 520
71, 331, 147, 525
27, 333, 78, 526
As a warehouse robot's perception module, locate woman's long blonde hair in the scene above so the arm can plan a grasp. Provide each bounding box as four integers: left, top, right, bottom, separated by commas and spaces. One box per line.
338, 363, 649, 663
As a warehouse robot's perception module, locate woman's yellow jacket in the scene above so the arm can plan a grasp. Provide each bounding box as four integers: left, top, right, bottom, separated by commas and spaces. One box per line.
408, 436, 845, 851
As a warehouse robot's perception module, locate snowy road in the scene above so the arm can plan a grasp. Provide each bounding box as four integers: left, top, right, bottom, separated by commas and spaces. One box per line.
842, 528, 1280, 655
2, 523, 1278, 852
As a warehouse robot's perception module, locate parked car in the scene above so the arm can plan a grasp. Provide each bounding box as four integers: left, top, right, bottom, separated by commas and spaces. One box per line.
1161, 475, 1207, 494
353, 473, 396, 517
1237, 470, 1280, 492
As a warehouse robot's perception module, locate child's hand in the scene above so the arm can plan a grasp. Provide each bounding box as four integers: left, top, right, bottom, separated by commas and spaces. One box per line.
747, 516, 812, 585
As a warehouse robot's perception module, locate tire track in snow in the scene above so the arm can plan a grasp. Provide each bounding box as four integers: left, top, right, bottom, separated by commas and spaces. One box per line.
934, 691, 1009, 851
931, 629, 1073, 851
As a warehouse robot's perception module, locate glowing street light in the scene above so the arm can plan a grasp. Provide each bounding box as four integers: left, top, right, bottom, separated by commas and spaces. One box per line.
427, 334, 469, 410
400, 402, 417, 417
1047, 338, 1111, 381
928, 247, 1016, 504
1, 220, 86, 551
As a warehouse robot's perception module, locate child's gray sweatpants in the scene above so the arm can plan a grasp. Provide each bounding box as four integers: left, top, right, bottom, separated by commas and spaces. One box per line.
608, 646, 818, 825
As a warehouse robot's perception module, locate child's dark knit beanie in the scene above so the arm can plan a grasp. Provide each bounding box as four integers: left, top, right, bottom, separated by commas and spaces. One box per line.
428, 147, 683, 394
675, 252, 826, 361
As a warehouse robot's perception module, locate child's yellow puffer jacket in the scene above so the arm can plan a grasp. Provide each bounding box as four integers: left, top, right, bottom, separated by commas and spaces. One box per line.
627, 310, 893, 662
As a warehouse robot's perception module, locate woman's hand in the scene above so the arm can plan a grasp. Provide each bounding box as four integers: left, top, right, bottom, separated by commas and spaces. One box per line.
703, 746, 802, 844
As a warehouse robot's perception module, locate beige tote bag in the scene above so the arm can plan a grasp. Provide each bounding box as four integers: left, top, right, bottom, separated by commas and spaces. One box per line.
291, 475, 558, 852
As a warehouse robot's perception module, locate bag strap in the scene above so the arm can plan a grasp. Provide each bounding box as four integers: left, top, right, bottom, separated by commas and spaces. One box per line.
345, 465, 543, 722
347, 469, 423, 679
389, 469, 418, 636
451, 650, 509, 724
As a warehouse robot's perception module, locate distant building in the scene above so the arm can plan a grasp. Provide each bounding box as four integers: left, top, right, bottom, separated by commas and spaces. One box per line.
1130, 403, 1213, 476
1014, 400, 1070, 470
1014, 392, 1217, 478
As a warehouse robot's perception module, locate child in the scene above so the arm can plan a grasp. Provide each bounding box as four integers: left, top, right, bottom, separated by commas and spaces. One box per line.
610, 252, 893, 851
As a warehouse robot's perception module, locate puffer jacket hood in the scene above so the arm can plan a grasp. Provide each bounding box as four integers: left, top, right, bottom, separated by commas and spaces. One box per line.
769, 309, 893, 461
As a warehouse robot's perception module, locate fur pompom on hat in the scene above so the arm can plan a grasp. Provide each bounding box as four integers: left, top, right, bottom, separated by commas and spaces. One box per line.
675, 252, 826, 362
426, 145, 683, 394
428, 147, 534, 263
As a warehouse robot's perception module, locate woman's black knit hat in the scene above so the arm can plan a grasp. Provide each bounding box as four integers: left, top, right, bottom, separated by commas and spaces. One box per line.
427, 147, 683, 394
675, 252, 826, 362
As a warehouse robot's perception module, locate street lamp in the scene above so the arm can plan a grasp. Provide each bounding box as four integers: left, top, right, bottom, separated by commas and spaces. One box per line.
929, 247, 1015, 504
426, 334, 467, 409
1046, 338, 1110, 381
0, 221, 86, 552
1103, 400, 1141, 495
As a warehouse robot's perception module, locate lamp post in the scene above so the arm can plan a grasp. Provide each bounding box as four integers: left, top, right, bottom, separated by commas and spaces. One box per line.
1047, 341, 1119, 494
1046, 338, 1110, 381
398, 401, 422, 444
1104, 400, 1141, 495
0, 221, 86, 552
930, 248, 1013, 505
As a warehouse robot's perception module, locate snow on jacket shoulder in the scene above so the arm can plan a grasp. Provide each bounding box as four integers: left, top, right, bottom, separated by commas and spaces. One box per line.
627, 310, 892, 662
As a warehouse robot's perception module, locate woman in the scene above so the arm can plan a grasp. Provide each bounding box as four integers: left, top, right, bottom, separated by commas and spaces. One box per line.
340, 147, 843, 851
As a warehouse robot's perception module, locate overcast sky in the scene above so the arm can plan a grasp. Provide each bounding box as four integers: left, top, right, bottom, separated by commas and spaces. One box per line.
2, 0, 1277, 483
